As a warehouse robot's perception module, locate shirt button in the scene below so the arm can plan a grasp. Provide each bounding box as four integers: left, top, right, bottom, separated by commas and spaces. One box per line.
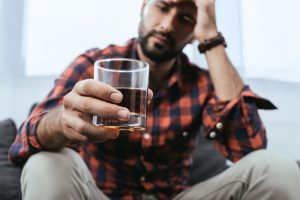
140, 176, 146, 182
209, 131, 217, 139
182, 131, 188, 137
216, 122, 223, 130
143, 132, 151, 140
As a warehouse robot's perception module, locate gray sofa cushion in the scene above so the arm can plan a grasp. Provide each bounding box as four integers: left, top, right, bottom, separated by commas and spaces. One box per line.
188, 133, 228, 185
0, 119, 21, 200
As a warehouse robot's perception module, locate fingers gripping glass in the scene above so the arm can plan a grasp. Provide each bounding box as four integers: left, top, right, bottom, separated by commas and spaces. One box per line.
93, 58, 149, 131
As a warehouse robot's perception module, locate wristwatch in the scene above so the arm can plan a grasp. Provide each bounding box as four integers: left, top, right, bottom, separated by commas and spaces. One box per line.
198, 32, 227, 54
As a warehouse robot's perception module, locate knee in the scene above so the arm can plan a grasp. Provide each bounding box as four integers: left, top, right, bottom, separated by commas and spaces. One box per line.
248, 150, 299, 176
21, 148, 82, 199
22, 148, 77, 182
246, 150, 300, 191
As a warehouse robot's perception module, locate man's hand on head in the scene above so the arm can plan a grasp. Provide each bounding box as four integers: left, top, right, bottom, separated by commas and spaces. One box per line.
193, 0, 218, 41
161, 0, 218, 41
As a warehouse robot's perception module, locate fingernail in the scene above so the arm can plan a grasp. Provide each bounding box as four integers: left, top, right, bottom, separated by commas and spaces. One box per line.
118, 109, 129, 120
111, 92, 122, 103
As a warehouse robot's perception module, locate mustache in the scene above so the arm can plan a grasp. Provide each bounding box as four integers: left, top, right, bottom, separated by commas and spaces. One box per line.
148, 31, 175, 45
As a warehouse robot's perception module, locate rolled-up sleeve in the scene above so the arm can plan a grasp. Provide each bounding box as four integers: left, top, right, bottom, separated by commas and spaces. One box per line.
202, 86, 277, 162
9, 109, 55, 166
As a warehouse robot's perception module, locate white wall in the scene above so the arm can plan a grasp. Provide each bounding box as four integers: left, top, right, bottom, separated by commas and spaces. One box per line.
0, 0, 299, 160
249, 80, 300, 160
0, 0, 56, 125
0, 0, 12, 119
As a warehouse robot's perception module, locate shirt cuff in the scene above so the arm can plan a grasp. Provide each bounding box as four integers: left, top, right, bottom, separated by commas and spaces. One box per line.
204, 85, 276, 139
27, 111, 50, 150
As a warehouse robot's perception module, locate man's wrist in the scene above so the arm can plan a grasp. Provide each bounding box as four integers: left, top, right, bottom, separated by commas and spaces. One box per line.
197, 30, 219, 42
36, 107, 69, 150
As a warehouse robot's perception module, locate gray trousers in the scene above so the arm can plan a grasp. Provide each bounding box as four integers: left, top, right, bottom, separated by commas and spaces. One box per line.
21, 148, 300, 200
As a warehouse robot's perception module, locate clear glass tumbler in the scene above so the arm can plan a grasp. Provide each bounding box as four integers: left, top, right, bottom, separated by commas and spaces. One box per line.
93, 58, 149, 131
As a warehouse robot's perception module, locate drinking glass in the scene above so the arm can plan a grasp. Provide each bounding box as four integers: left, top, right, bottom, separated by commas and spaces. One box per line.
93, 58, 149, 131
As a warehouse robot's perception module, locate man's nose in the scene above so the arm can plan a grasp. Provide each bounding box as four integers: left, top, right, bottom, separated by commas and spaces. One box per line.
158, 13, 176, 33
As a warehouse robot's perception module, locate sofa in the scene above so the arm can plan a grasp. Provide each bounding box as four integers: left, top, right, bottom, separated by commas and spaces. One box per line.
0, 119, 22, 200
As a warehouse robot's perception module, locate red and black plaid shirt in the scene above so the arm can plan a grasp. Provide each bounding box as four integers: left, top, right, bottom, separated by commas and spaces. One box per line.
9, 39, 275, 199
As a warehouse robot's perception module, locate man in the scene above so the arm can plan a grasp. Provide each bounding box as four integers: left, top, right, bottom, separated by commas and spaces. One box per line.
9, 0, 300, 199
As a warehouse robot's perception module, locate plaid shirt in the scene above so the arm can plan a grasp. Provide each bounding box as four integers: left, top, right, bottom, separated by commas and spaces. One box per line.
9, 39, 276, 200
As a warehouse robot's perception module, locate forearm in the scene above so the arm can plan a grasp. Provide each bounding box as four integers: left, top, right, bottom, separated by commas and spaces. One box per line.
193, 0, 244, 100
205, 45, 244, 100
36, 106, 69, 150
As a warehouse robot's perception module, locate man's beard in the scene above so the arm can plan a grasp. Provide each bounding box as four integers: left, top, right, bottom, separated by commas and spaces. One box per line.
138, 22, 184, 63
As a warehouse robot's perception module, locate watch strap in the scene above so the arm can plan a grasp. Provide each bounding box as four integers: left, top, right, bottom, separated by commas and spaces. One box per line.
198, 32, 227, 54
